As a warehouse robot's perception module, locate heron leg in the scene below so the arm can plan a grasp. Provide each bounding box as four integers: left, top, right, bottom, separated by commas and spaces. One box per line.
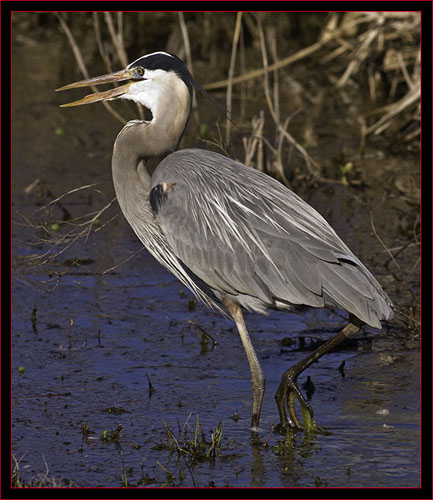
223, 297, 265, 431
275, 317, 362, 433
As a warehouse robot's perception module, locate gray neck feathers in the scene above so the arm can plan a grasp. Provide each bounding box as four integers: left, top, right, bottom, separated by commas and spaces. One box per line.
111, 84, 190, 238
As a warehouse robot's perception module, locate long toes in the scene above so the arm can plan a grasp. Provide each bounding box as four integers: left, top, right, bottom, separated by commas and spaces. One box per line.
286, 390, 304, 429
287, 377, 314, 414
276, 368, 317, 434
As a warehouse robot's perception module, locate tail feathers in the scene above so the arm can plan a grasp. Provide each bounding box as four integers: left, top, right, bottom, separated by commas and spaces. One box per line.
319, 260, 394, 328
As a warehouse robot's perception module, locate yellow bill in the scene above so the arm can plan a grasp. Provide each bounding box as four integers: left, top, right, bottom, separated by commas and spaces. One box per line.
56, 68, 136, 107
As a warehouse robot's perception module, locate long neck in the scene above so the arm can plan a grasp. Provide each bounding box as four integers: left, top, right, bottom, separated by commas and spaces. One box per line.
110, 86, 219, 311
111, 89, 190, 243
112, 122, 153, 233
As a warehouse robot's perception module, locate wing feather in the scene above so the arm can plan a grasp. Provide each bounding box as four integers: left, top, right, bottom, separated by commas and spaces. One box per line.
150, 149, 394, 326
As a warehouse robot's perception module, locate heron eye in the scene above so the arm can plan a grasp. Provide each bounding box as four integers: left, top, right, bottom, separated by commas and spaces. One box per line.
135, 67, 144, 77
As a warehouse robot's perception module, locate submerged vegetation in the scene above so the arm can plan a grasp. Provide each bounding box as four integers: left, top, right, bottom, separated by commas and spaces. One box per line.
159, 414, 223, 462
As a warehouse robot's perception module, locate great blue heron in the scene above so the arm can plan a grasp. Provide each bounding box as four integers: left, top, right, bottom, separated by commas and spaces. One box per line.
57, 51, 395, 433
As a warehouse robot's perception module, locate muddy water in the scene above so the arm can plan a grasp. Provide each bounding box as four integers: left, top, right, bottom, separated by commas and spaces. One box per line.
12, 21, 420, 487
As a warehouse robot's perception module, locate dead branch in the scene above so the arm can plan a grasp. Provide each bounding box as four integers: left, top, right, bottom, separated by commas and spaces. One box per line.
225, 12, 243, 144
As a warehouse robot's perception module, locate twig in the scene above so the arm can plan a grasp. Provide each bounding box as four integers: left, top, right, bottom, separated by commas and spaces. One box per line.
381, 241, 419, 254
257, 16, 290, 185
93, 12, 112, 72
397, 51, 414, 90
225, 12, 243, 144
366, 85, 420, 135
178, 12, 197, 113
268, 26, 280, 125
178, 13, 193, 78
243, 111, 265, 169
356, 115, 366, 157
104, 11, 128, 66
337, 28, 378, 87
397, 310, 420, 327
276, 117, 292, 187
369, 213, 401, 270
257, 15, 284, 126
239, 21, 246, 121
263, 424, 274, 447
104, 11, 143, 120
279, 114, 321, 178
404, 127, 420, 142
407, 256, 420, 276
34, 184, 99, 213
102, 247, 145, 274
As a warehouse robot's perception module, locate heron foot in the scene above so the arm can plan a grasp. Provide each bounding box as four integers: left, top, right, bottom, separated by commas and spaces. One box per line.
275, 367, 323, 434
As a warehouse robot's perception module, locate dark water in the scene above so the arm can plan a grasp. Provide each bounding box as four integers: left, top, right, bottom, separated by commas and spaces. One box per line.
12, 266, 420, 487
12, 18, 420, 488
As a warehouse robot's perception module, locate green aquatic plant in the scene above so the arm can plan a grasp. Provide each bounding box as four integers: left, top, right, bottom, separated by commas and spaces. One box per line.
160, 414, 223, 462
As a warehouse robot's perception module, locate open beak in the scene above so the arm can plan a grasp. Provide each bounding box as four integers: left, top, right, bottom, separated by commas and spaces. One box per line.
56, 68, 137, 107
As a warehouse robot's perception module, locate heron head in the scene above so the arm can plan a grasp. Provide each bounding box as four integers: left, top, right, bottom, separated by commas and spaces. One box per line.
56, 52, 194, 115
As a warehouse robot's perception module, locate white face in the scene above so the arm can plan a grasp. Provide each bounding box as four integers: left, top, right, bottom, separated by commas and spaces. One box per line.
120, 68, 190, 122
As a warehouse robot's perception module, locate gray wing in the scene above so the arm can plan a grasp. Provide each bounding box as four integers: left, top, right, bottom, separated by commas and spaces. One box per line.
150, 149, 395, 328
